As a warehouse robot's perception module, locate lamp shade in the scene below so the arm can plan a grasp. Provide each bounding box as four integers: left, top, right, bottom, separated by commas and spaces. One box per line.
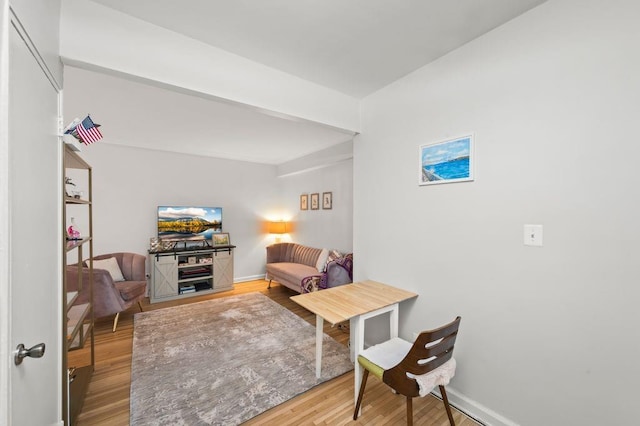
268, 221, 289, 234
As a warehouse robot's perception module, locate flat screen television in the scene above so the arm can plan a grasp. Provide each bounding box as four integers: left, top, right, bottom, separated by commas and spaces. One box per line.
157, 206, 222, 241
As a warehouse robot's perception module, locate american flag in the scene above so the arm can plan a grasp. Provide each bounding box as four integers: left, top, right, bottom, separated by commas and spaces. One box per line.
76, 115, 103, 145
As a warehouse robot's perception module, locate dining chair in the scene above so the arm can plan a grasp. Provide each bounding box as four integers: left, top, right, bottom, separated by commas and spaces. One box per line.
353, 316, 461, 425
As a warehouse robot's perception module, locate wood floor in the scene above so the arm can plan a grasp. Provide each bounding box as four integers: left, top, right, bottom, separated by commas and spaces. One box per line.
68, 280, 479, 426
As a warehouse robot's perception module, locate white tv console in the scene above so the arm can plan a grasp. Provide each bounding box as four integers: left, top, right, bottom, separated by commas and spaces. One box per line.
149, 245, 235, 303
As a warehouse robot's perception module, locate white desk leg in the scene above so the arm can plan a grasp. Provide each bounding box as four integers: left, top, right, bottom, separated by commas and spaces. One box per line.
316, 315, 323, 379
352, 304, 400, 410
389, 303, 399, 339
353, 314, 365, 411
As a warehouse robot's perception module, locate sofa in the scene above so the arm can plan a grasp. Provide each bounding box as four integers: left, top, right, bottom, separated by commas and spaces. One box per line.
265, 242, 353, 293
66, 252, 147, 331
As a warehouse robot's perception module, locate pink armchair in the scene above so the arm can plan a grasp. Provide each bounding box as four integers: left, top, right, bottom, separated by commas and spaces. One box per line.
66, 252, 147, 332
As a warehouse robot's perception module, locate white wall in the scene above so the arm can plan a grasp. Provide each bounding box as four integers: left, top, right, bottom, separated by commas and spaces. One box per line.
73, 143, 281, 281
355, 0, 640, 425
278, 159, 353, 254
10, 0, 62, 85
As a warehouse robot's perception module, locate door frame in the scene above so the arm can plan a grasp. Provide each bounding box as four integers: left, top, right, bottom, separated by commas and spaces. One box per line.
1, 0, 12, 421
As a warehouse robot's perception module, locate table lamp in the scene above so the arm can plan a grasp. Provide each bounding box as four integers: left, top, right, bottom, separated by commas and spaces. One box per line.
268, 221, 289, 243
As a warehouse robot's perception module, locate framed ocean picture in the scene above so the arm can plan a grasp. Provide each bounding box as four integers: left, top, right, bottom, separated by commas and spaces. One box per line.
419, 134, 474, 186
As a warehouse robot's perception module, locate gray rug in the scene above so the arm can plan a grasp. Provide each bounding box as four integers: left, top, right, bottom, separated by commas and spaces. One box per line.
130, 292, 353, 425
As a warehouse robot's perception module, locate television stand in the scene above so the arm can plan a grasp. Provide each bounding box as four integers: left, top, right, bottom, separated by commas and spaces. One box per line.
149, 245, 235, 303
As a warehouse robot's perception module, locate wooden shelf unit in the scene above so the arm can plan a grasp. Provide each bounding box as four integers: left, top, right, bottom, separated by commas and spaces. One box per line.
62, 144, 95, 425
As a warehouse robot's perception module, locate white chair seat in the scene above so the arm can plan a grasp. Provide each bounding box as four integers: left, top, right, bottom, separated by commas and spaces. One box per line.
360, 337, 413, 369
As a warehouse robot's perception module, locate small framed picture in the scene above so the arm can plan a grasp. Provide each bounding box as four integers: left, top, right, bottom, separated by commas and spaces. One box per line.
212, 233, 230, 246
300, 194, 308, 210
322, 192, 332, 209
310, 193, 320, 210
419, 134, 474, 186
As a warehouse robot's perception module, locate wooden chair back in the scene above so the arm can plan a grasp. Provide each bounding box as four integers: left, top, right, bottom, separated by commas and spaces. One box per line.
383, 316, 461, 397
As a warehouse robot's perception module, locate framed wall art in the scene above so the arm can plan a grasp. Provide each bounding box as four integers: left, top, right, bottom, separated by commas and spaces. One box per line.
212, 232, 230, 246
322, 192, 332, 209
419, 134, 474, 186
300, 194, 309, 210
310, 193, 320, 210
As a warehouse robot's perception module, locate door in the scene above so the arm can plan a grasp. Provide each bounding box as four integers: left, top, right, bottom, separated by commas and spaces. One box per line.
213, 250, 233, 290
151, 255, 179, 300
4, 15, 62, 425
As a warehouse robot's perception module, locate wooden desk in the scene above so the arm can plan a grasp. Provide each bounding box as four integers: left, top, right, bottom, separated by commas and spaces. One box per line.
291, 280, 418, 405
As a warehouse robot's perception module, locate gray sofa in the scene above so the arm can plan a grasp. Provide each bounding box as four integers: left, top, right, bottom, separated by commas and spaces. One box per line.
265, 243, 353, 293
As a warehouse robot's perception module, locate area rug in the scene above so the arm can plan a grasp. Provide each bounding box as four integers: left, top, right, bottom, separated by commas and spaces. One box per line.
130, 292, 353, 425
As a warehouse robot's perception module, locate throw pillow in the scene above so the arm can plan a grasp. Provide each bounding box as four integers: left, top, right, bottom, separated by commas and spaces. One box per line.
92, 257, 125, 282
301, 276, 321, 293
324, 249, 342, 271
315, 248, 329, 272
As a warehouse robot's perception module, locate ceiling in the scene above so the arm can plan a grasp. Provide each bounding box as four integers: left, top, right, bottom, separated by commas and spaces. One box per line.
64, 66, 356, 165
65, 0, 547, 165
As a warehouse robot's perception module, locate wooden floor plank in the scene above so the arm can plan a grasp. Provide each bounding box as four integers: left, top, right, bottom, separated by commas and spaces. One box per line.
74, 280, 479, 425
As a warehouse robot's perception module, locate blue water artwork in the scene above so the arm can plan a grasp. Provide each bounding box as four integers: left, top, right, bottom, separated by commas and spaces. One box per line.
420, 135, 474, 185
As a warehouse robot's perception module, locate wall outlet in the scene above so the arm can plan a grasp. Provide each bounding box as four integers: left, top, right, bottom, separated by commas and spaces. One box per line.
524, 224, 543, 246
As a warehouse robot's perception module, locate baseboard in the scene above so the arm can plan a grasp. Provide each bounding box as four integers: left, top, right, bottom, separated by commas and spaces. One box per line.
233, 274, 266, 283
431, 387, 520, 426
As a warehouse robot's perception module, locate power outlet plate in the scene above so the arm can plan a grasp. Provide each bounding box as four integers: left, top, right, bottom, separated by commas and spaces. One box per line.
524, 224, 543, 246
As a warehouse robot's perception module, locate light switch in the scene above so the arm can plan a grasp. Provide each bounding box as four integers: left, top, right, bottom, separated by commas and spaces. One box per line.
524, 224, 543, 247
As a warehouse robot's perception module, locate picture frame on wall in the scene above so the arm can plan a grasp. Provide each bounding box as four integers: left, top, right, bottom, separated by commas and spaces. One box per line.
212, 232, 230, 246
310, 193, 320, 210
419, 134, 474, 186
322, 192, 332, 209
300, 194, 308, 210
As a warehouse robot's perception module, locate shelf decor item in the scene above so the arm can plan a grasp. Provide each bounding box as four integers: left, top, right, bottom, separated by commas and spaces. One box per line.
310, 193, 319, 210
149, 237, 161, 252
67, 217, 81, 240
419, 134, 474, 186
322, 192, 332, 210
212, 233, 230, 246
161, 240, 176, 251
65, 177, 75, 197
63, 115, 103, 146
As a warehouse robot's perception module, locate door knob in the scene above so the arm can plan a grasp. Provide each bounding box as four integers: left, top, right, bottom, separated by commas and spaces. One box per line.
14, 343, 45, 365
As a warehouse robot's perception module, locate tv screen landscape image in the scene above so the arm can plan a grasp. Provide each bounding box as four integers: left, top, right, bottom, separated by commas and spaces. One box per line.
157, 206, 222, 241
